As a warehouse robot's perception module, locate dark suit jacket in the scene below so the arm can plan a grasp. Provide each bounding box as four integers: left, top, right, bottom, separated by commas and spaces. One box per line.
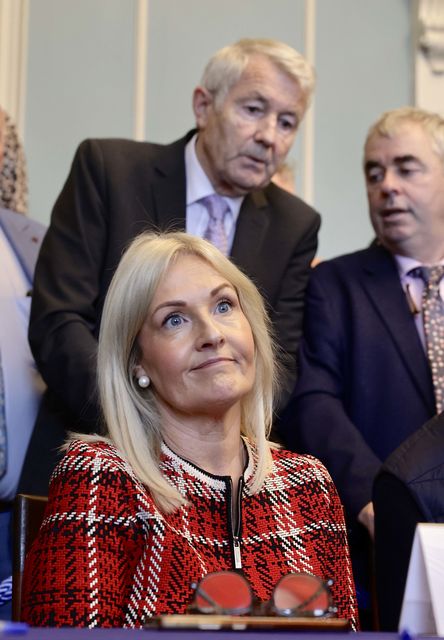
20, 133, 320, 495
281, 244, 436, 518
373, 412, 444, 630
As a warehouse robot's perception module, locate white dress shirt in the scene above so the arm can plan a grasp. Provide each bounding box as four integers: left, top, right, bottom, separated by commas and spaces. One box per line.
395, 254, 444, 352
185, 134, 243, 253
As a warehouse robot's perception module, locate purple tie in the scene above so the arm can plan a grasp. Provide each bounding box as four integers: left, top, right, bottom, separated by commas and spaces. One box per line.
409, 265, 444, 414
201, 194, 229, 255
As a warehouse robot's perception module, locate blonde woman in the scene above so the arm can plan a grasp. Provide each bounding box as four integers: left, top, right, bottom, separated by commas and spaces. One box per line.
22, 232, 357, 629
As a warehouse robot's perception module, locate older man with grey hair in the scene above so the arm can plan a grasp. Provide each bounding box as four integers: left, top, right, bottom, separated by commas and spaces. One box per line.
20, 38, 320, 496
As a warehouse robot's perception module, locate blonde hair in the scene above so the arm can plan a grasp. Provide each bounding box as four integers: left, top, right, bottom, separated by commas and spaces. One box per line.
364, 106, 444, 165
96, 232, 277, 513
201, 38, 315, 114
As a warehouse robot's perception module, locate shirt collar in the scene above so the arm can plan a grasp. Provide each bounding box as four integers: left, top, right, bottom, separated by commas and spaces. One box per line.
394, 254, 424, 279
395, 254, 444, 279
185, 134, 244, 217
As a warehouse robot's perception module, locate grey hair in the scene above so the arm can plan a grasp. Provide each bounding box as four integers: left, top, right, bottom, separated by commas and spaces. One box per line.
201, 38, 315, 113
364, 106, 444, 166
95, 231, 278, 513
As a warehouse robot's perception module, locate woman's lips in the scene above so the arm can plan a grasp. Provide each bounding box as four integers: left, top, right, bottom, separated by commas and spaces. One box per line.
192, 358, 235, 371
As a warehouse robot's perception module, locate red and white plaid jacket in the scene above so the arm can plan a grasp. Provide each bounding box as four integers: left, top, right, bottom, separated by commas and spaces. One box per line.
22, 439, 358, 629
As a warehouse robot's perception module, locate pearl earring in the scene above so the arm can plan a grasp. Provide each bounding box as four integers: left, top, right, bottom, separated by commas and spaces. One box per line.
138, 375, 150, 388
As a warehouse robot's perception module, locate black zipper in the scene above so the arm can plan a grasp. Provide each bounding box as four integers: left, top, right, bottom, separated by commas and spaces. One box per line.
230, 476, 244, 569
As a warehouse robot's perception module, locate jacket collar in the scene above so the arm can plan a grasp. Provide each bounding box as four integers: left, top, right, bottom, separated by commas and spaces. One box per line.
360, 245, 435, 411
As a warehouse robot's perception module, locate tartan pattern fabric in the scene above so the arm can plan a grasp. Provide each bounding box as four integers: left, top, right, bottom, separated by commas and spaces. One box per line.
409, 265, 444, 413
21, 439, 358, 629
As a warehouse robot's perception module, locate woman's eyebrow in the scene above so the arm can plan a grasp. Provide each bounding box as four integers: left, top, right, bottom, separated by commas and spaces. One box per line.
151, 282, 236, 315
152, 300, 186, 314
210, 282, 234, 296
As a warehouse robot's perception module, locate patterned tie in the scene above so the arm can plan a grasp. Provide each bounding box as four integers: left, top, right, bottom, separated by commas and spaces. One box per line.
409, 265, 444, 414
201, 194, 230, 255
0, 350, 6, 478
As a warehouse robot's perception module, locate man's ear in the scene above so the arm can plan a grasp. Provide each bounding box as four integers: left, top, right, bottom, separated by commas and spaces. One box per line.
192, 86, 214, 128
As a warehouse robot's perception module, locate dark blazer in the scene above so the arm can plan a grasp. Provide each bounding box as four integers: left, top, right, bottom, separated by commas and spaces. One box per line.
373, 412, 444, 630
281, 244, 436, 517
20, 133, 320, 495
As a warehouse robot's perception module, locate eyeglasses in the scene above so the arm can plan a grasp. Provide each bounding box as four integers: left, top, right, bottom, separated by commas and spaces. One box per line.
189, 570, 337, 618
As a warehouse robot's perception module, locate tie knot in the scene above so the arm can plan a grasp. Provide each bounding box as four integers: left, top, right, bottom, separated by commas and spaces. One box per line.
409, 265, 444, 288
200, 194, 229, 222
200, 194, 230, 255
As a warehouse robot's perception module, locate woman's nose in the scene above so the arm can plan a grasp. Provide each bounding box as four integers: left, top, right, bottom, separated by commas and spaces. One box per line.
196, 316, 225, 349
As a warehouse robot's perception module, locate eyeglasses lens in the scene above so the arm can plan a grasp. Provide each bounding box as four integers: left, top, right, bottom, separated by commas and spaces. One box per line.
273, 574, 330, 616
195, 571, 252, 614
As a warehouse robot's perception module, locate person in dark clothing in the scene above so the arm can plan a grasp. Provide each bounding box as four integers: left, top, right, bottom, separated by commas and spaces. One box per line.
374, 411, 444, 630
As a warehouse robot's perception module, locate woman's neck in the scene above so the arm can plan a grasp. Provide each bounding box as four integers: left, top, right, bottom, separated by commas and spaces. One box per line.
160, 405, 245, 481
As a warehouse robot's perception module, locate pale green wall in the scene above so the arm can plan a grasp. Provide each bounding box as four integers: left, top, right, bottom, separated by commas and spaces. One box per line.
23, 0, 412, 259
314, 0, 411, 258
145, 0, 306, 143
25, 0, 137, 225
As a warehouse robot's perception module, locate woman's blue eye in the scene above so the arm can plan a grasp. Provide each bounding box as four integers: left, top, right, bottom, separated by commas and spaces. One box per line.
164, 314, 183, 328
217, 300, 232, 313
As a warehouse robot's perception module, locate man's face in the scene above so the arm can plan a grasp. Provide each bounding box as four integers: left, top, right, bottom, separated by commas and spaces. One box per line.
193, 55, 306, 197
364, 122, 444, 261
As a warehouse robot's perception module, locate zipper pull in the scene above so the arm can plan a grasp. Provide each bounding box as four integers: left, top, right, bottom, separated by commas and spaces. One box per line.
233, 536, 242, 569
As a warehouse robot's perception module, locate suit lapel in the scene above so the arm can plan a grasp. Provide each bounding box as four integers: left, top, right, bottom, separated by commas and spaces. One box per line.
149, 135, 189, 231
231, 190, 270, 271
361, 246, 435, 411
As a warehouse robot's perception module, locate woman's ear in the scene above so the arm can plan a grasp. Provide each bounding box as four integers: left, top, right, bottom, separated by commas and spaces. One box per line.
133, 365, 151, 389
133, 364, 147, 379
